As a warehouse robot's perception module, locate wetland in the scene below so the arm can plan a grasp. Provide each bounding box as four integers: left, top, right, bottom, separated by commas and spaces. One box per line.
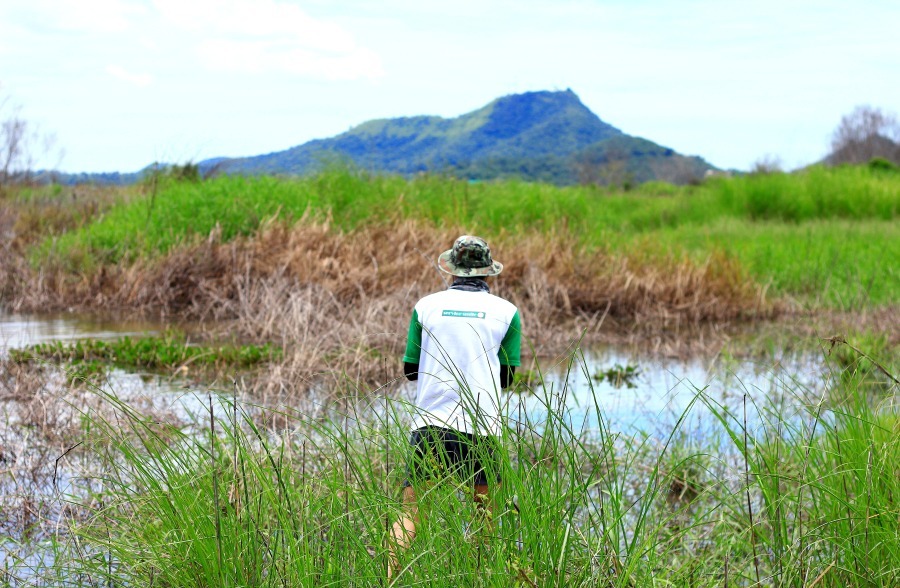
0, 168, 897, 586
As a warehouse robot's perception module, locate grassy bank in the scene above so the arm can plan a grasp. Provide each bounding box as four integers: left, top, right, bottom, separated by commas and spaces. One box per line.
1, 166, 896, 394
648, 219, 898, 308
36, 165, 900, 255
3, 342, 897, 587
26, 165, 900, 308
2, 168, 897, 586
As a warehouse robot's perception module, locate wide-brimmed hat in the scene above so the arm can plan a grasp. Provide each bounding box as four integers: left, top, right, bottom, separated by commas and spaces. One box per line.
437, 235, 503, 277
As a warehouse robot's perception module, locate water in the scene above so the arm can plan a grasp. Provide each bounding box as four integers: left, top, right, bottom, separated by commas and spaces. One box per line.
0, 311, 834, 580
0, 311, 201, 411
0, 311, 831, 438
0, 312, 170, 350
0, 312, 218, 580
513, 347, 828, 442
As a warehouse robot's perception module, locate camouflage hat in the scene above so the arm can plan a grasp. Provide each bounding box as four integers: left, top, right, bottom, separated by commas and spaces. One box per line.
437, 235, 503, 277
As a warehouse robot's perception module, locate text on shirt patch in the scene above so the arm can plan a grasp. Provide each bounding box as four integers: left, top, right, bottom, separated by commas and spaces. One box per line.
442, 310, 486, 319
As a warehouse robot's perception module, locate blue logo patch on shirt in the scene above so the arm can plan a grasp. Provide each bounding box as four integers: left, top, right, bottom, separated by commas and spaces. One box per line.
442, 310, 486, 319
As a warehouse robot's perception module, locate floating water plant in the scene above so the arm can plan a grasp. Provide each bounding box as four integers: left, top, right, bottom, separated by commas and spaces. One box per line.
11, 333, 281, 375
592, 362, 640, 388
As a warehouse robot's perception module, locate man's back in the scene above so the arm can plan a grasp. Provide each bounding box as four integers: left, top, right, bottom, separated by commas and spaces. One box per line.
405, 288, 520, 435
390, 235, 520, 581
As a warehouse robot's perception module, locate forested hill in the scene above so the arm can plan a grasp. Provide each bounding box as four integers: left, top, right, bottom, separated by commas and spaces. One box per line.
204, 89, 716, 185
46, 90, 716, 186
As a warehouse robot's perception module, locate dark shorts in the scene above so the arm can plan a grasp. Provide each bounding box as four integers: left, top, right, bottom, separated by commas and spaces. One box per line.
403, 426, 501, 487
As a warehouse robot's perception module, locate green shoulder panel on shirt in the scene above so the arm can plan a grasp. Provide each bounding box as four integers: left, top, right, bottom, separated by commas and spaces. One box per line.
499, 310, 522, 366
402, 309, 422, 364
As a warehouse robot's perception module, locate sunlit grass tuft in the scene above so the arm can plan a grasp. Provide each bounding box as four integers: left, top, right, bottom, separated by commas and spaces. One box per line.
14, 340, 896, 587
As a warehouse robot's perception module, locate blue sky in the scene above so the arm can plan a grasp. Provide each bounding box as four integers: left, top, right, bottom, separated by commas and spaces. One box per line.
1, 0, 898, 173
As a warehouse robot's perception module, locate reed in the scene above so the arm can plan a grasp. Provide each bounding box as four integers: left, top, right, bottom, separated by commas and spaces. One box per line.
35, 166, 900, 265
0, 357, 183, 585
7, 217, 770, 396
0, 167, 892, 320
24, 215, 766, 323
8, 340, 896, 587
4, 166, 898, 318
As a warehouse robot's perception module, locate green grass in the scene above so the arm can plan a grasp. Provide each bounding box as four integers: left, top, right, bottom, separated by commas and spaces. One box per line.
11, 334, 281, 375
34, 165, 900, 307
640, 218, 900, 308
12, 343, 897, 587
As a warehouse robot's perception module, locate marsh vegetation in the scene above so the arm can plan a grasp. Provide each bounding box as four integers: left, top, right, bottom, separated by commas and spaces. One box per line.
0, 166, 898, 585
1, 340, 897, 586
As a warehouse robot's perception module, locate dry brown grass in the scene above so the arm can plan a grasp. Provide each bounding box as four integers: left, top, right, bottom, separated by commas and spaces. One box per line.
2, 217, 775, 397
4, 185, 128, 246
1, 186, 132, 310
8, 218, 769, 322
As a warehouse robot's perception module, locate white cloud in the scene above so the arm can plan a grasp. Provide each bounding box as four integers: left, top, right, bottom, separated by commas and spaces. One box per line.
8, 0, 144, 33
139, 36, 160, 51
153, 0, 353, 51
152, 0, 382, 80
106, 64, 153, 87
196, 39, 383, 80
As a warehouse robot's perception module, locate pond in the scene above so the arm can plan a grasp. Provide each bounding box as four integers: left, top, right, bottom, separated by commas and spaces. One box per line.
0, 310, 195, 409
0, 311, 832, 437
518, 346, 829, 440
0, 310, 837, 581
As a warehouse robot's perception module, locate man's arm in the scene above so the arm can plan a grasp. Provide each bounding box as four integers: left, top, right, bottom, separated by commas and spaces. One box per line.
402, 309, 422, 382
498, 310, 521, 389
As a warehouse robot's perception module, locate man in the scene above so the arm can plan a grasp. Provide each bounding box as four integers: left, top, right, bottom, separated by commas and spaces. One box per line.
389, 235, 522, 578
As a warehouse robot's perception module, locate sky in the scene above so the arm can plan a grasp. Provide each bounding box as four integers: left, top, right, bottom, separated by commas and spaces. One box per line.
1, 0, 898, 173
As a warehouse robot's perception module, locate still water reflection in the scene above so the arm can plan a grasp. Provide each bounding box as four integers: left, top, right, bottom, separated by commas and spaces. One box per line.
0, 312, 169, 350
0, 310, 834, 577
1, 311, 832, 437
513, 347, 828, 440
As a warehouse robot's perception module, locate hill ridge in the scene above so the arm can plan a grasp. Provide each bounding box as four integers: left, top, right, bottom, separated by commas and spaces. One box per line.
205, 89, 714, 184
49, 90, 717, 185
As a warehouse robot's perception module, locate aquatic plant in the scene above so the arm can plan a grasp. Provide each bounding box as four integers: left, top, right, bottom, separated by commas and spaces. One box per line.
5, 341, 895, 586
11, 333, 281, 375
592, 363, 640, 388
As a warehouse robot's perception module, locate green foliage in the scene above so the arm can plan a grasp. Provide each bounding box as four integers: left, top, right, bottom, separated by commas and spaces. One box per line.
650, 218, 900, 308
573, 135, 712, 186
39, 174, 322, 266
6, 184, 129, 245
592, 363, 640, 388
824, 333, 899, 394
716, 165, 899, 221
36, 347, 900, 586
32, 164, 900, 307
65, 358, 108, 385
166, 161, 201, 183
699, 356, 900, 586
12, 334, 281, 374
869, 157, 899, 172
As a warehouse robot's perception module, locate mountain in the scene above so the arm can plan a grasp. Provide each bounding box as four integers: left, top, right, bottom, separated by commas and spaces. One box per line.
43, 90, 715, 186
204, 89, 716, 185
